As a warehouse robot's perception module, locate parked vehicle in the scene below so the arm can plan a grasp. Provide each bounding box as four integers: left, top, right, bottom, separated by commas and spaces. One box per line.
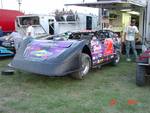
0, 46, 14, 57
0, 36, 15, 56
11, 30, 121, 79
136, 46, 150, 86
136, 0, 150, 86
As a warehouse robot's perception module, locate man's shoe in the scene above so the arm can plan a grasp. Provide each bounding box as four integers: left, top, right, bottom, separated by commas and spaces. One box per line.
126, 58, 131, 62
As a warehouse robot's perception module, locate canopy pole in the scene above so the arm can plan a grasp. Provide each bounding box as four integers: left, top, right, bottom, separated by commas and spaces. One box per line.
98, 8, 103, 30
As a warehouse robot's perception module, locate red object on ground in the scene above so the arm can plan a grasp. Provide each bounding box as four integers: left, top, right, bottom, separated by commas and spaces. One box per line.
128, 99, 139, 105
0, 9, 24, 33
109, 98, 117, 107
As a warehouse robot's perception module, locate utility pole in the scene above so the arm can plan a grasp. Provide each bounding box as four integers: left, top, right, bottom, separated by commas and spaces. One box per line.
17, 0, 22, 11
1, 0, 3, 8
98, 8, 103, 30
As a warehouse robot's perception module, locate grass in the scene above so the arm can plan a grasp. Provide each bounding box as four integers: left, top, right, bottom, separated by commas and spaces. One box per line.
0, 56, 150, 113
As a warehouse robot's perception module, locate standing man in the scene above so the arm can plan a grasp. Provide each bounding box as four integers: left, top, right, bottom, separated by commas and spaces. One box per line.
6, 30, 23, 67
6, 30, 23, 51
123, 19, 141, 61
26, 20, 35, 38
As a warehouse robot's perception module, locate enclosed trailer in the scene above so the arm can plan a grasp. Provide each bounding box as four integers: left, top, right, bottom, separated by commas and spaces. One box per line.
0, 9, 24, 35
15, 12, 98, 38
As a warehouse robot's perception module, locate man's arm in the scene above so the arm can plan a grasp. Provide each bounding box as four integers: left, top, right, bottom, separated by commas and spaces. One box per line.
6, 33, 13, 41
135, 26, 141, 42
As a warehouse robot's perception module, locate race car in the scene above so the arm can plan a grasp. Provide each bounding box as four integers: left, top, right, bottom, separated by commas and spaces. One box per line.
0, 36, 14, 57
11, 30, 121, 79
0, 46, 14, 57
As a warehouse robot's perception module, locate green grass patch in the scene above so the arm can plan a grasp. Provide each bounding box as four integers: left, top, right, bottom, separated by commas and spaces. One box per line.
0, 56, 150, 113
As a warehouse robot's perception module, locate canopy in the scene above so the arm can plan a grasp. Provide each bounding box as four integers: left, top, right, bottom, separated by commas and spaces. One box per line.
65, 0, 146, 10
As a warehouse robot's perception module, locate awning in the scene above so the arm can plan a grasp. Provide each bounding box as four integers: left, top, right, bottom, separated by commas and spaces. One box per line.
65, 0, 146, 10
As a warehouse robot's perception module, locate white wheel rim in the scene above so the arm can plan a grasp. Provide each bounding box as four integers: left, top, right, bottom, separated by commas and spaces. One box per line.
81, 56, 90, 76
115, 53, 120, 63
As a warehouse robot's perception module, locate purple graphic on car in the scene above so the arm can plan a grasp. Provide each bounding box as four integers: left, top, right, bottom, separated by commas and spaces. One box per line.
23, 40, 73, 61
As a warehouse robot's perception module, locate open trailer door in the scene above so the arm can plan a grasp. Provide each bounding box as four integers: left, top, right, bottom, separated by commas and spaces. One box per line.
146, 0, 150, 42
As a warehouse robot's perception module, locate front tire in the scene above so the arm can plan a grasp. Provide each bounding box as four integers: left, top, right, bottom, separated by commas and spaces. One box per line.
136, 64, 146, 86
112, 51, 120, 65
72, 53, 91, 79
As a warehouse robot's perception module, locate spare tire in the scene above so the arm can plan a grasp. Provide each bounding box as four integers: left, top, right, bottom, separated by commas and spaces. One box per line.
136, 64, 146, 86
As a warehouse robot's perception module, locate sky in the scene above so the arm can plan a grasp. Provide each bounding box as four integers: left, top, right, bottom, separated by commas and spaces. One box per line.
1, 0, 98, 15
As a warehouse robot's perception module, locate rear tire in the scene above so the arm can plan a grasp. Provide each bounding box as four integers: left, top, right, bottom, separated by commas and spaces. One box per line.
72, 53, 91, 79
136, 64, 146, 86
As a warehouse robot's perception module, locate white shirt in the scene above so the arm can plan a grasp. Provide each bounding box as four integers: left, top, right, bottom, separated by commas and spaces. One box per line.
26, 26, 35, 37
124, 25, 139, 41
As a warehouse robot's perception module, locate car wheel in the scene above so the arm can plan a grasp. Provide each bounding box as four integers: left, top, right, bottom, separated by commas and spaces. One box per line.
72, 53, 91, 79
136, 64, 146, 86
112, 51, 120, 65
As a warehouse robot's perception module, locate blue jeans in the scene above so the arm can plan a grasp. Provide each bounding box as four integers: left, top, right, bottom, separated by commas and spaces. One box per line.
125, 40, 137, 59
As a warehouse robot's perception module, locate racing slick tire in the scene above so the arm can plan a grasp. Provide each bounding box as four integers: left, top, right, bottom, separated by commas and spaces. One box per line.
72, 53, 91, 79
112, 51, 120, 65
136, 64, 146, 86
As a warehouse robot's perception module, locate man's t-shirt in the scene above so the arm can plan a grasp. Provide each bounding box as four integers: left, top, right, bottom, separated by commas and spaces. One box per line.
26, 26, 35, 37
124, 25, 139, 41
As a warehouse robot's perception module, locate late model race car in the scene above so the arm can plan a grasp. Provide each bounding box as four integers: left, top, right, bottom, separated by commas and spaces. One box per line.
0, 36, 15, 57
11, 30, 121, 79
0, 46, 14, 57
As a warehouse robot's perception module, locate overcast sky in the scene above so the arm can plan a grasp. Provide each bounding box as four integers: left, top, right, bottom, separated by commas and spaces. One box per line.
1, 0, 98, 14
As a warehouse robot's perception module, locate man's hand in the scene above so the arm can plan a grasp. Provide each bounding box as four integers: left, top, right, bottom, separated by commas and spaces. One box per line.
136, 38, 141, 43
135, 33, 142, 42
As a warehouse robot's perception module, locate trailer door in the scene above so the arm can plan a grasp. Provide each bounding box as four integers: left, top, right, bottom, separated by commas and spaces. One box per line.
86, 16, 92, 30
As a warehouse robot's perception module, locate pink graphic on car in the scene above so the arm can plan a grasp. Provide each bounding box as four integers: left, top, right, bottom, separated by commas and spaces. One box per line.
91, 37, 114, 65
